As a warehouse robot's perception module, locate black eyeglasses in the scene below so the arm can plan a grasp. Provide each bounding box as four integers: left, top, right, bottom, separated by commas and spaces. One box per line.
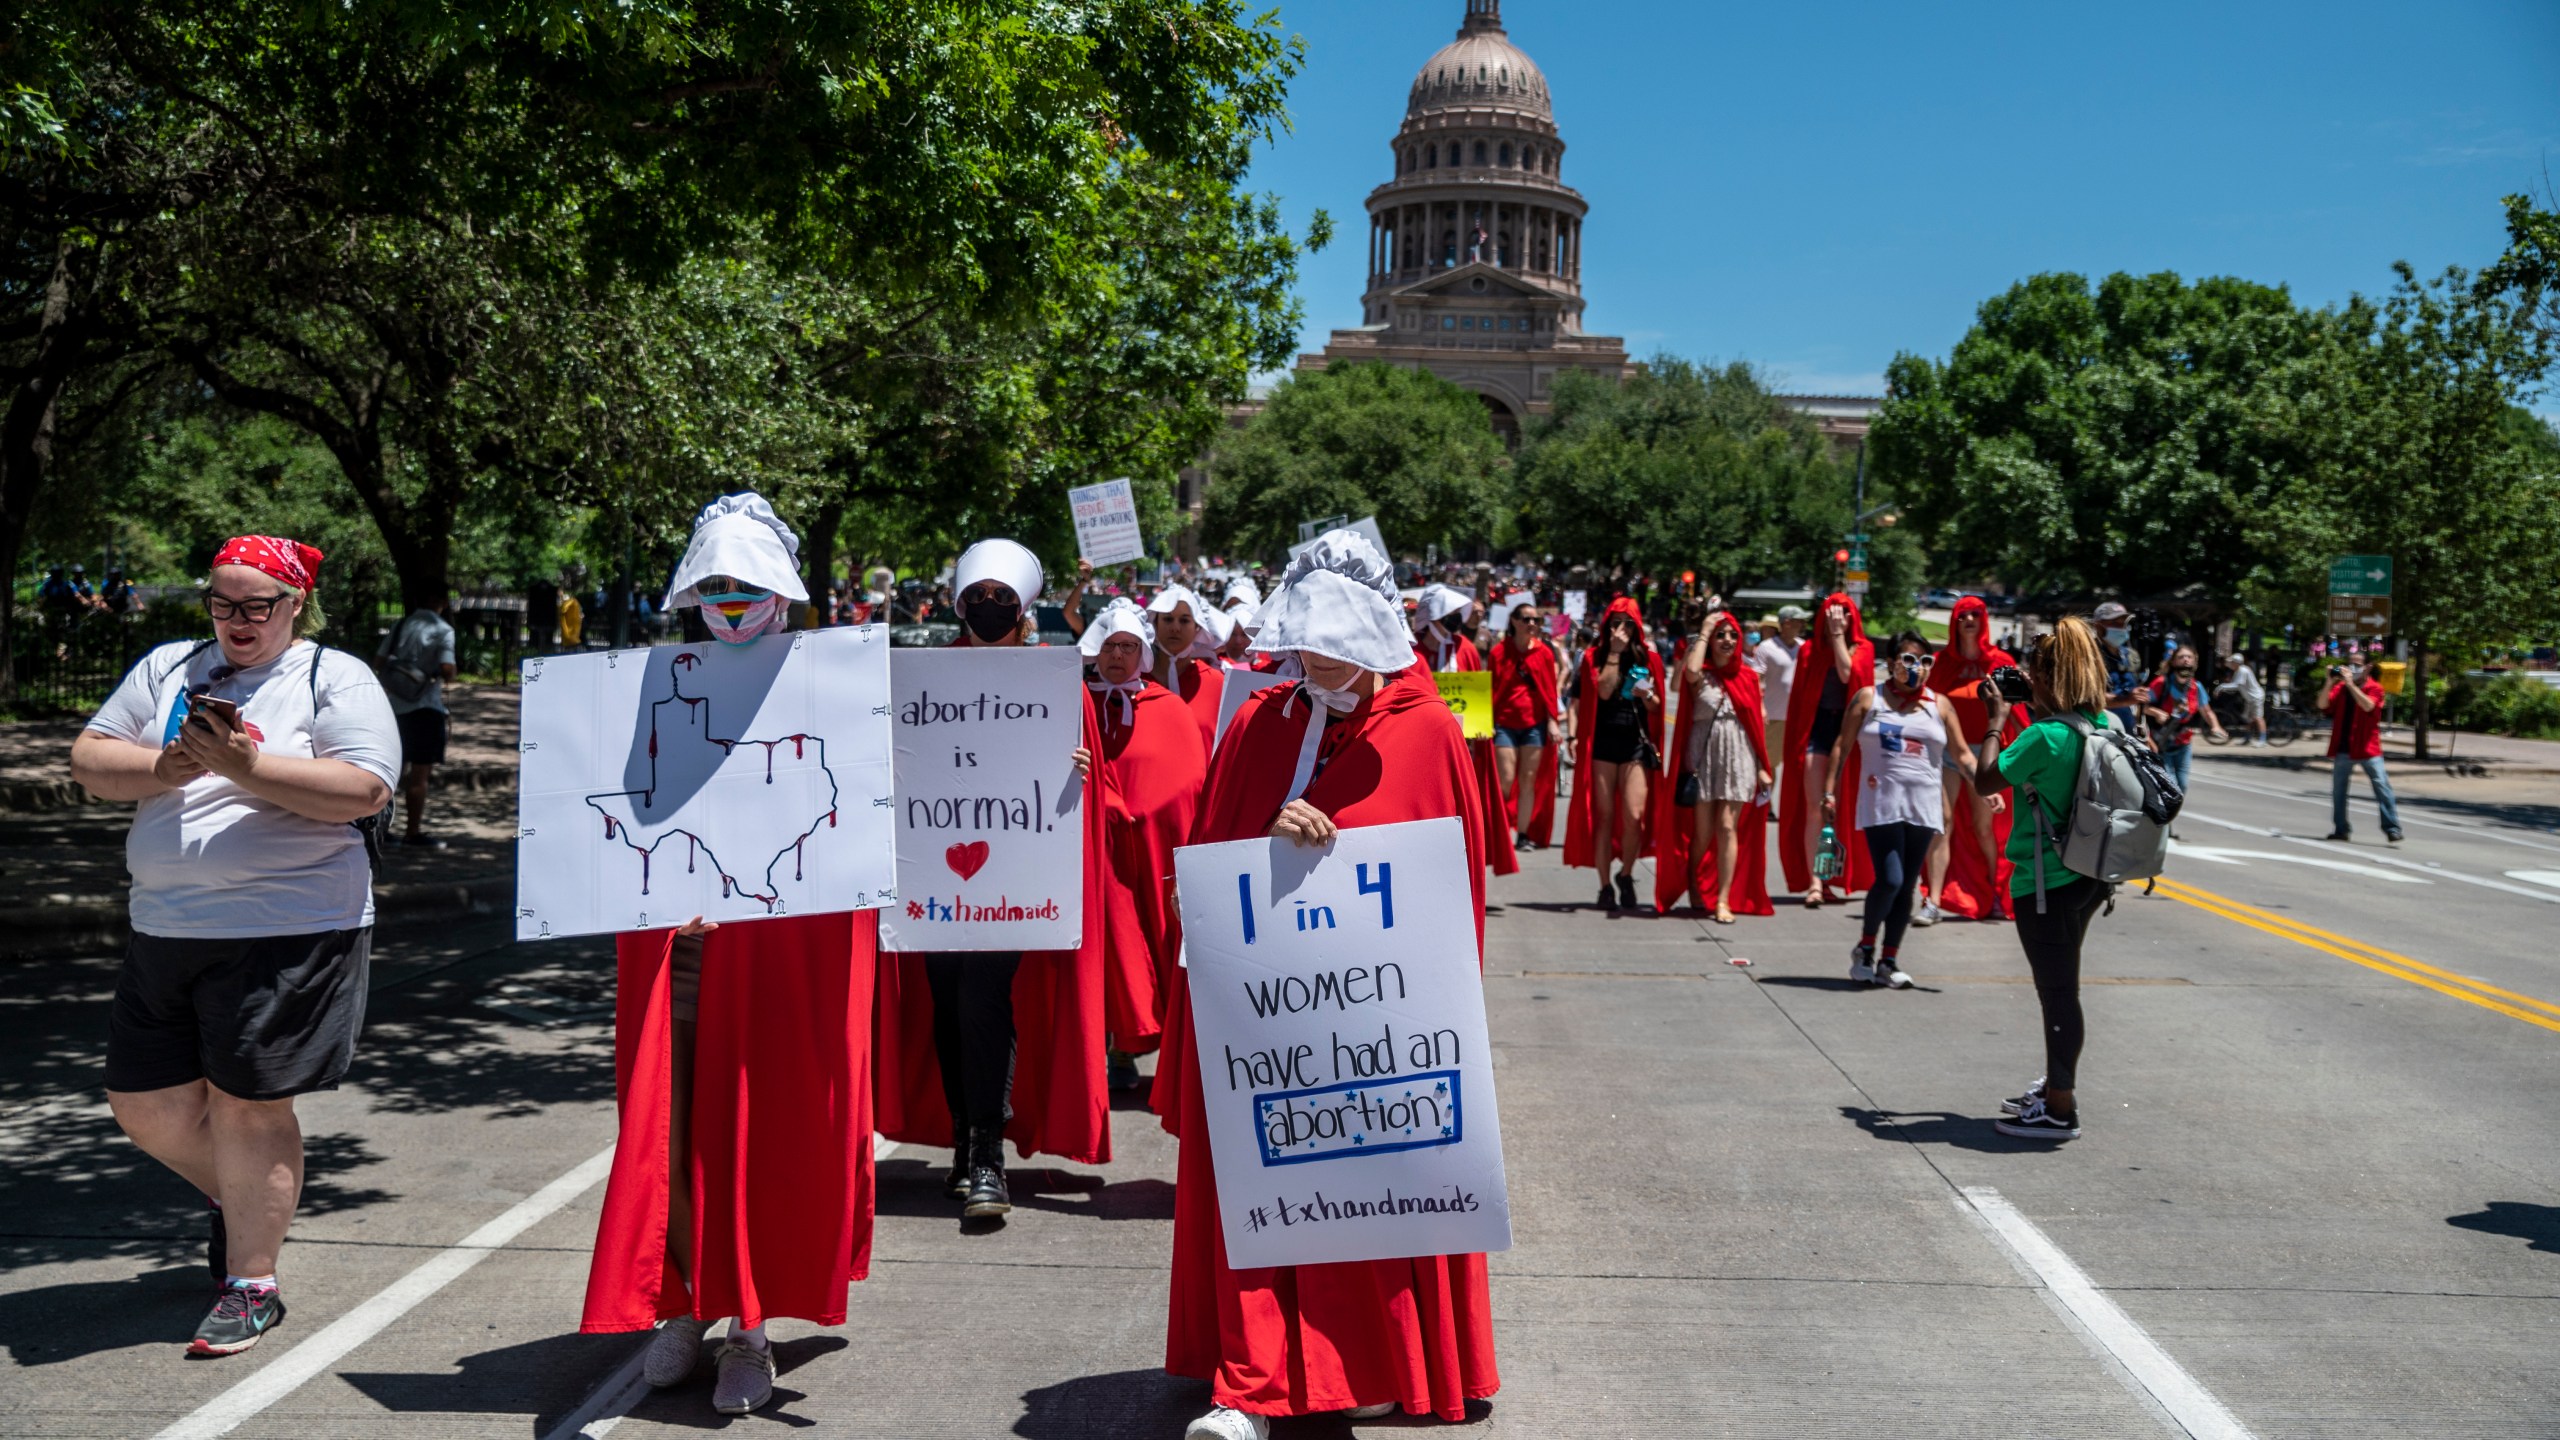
204, 592, 292, 623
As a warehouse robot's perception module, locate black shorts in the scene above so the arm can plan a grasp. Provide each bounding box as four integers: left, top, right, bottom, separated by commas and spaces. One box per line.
1590, 726, 1644, 766
395, 708, 449, 768
1805, 705, 1845, 756
106, 928, 373, 1100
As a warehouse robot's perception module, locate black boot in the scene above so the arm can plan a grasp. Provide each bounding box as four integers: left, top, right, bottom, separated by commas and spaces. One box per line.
945, 1128, 971, 1200
1616, 872, 1638, 912
963, 1129, 1011, 1219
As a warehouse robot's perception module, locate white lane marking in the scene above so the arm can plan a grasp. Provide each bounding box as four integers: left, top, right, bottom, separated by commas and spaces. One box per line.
2190, 772, 2560, 855
2506, 870, 2560, 890
2181, 810, 2560, 906
2165, 842, 2428, 884
155, 1146, 619, 1440
1958, 1187, 2257, 1440
539, 1135, 902, 1440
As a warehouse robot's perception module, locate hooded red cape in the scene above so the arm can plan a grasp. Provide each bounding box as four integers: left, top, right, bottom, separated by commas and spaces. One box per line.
1564, 596, 1666, 869
873, 644, 1113, 1165
584, 911, 877, 1333
1168, 654, 1228, 754
1416, 632, 1519, 878
1653, 612, 1775, 915
1154, 668, 1499, 1420
1092, 677, 1207, 1053
1929, 596, 2026, 919
1778, 593, 1878, 896
1489, 634, 1563, 844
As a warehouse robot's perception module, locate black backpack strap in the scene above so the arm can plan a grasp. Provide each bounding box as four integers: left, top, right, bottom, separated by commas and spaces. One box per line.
156, 639, 217, 688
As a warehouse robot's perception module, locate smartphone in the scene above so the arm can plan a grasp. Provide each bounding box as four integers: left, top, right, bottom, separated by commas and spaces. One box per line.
187, 692, 242, 730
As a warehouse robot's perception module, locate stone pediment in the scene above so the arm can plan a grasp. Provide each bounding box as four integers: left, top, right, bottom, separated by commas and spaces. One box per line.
1394, 262, 1553, 301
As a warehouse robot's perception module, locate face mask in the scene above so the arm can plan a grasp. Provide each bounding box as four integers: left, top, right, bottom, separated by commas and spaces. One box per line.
701, 591, 783, 645
2104, 627, 2130, 647
2174, 663, 2196, 677
965, 598, 1022, 643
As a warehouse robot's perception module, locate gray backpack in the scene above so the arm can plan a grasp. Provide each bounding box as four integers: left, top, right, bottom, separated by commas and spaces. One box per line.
2017, 712, 2172, 912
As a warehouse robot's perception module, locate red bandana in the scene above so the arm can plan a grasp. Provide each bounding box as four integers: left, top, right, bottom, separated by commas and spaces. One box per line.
211, 535, 324, 592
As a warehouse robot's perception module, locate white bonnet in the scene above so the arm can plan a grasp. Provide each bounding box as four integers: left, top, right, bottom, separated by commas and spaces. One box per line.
664, 491, 809, 609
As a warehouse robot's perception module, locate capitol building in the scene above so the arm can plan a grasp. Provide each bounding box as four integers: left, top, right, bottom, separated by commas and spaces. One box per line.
1292, 0, 1874, 448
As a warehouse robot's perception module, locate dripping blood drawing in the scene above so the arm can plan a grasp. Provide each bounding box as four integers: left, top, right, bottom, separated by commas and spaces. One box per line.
583, 654, 842, 912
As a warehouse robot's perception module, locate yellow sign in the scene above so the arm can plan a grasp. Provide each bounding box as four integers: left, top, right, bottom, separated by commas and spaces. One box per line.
1434, 670, 1494, 740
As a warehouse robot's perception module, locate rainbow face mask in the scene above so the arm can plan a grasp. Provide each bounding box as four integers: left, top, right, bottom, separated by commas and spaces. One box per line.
700, 589, 783, 645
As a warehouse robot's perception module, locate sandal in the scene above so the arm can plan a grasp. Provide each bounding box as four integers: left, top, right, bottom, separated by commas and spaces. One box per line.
1713, 905, 1736, 925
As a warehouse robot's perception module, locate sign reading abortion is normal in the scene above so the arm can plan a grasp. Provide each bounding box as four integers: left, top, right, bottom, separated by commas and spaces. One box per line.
878, 646, 1088, 952
515, 627, 896, 941
1174, 816, 1512, 1269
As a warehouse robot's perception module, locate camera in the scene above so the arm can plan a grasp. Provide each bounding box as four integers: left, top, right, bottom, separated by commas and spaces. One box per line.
1987, 664, 2032, 704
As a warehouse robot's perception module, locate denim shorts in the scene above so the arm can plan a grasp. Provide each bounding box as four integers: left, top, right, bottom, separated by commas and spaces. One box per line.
1492, 724, 1546, 749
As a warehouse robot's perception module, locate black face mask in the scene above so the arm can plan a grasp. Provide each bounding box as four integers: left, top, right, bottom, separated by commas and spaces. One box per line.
964, 598, 1021, 643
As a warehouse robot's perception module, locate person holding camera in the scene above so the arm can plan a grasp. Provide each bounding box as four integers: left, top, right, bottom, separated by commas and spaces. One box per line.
1972, 617, 2122, 1141
69, 536, 400, 1354
2322, 657, 2401, 844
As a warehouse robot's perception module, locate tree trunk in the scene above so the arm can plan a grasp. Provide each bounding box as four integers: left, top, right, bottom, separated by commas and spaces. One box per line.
0, 241, 85, 705
2411, 642, 2431, 762
805, 496, 845, 618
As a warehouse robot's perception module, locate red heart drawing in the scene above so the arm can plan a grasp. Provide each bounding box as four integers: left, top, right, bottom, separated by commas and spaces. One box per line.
946, 841, 990, 882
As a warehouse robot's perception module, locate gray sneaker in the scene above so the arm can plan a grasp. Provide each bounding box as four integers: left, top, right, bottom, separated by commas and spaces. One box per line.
1849, 943, 1877, 984
641, 1316, 706, 1388
711, 1339, 775, 1415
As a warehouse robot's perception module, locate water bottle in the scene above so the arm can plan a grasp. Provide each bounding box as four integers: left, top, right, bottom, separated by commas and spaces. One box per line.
1814, 823, 1843, 880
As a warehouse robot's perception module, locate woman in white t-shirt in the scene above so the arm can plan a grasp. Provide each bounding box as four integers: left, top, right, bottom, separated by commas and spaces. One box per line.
1824, 629, 1978, 990
69, 535, 399, 1358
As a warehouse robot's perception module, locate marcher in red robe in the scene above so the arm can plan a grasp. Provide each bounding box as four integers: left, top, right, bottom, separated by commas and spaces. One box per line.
1083, 600, 1208, 1069
1146, 585, 1233, 752
1159, 531, 1498, 1439
1562, 598, 1665, 912
581, 492, 872, 1418
1923, 596, 2025, 921
874, 539, 1112, 1224
1414, 584, 1518, 878
1487, 599, 1564, 851
1778, 592, 1877, 902
1655, 610, 1775, 918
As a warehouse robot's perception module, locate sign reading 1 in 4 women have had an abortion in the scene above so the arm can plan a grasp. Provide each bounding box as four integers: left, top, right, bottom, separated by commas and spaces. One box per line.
877, 646, 1088, 952
1174, 816, 1513, 1270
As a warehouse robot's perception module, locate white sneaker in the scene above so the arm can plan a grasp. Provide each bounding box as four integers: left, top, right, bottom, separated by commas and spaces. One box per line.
1876, 959, 1913, 989
1343, 1402, 1399, 1418
641, 1315, 706, 1388
711, 1339, 775, 1415
1186, 1407, 1271, 1440
1912, 900, 1943, 927
1849, 944, 1877, 984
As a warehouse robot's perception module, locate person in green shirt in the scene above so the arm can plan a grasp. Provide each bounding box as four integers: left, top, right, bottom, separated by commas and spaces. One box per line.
1973, 616, 2119, 1142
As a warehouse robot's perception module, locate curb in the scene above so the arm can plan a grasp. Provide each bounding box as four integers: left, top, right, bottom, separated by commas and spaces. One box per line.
1, 873, 514, 960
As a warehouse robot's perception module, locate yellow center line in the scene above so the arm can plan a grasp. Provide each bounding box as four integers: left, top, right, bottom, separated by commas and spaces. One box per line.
2153, 876, 2560, 1035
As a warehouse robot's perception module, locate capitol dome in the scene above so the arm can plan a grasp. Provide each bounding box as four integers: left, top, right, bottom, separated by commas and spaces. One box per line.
1408, 3, 1552, 121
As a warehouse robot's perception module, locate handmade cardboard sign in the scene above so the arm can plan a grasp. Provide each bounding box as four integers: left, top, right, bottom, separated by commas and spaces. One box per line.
514, 628, 896, 941
1210, 667, 1291, 752
1433, 671, 1493, 740
1174, 816, 1512, 1269
877, 646, 1087, 951
1068, 478, 1146, 567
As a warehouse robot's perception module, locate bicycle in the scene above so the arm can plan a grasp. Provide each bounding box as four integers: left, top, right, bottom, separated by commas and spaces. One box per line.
2204, 691, 2301, 746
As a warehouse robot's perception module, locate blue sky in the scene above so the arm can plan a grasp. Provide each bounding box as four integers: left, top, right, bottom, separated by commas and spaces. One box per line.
1244, 0, 2560, 416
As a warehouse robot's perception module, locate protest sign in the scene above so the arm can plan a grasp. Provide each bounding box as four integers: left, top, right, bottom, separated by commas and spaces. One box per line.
1433, 671, 1493, 740
1174, 816, 1512, 1269
877, 646, 1087, 951
1210, 667, 1291, 752
515, 628, 896, 941
1286, 515, 1390, 566
1068, 478, 1146, 567
1561, 590, 1587, 626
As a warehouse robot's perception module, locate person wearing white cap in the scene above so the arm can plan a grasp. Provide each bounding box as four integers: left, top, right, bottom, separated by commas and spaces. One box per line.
873, 538, 1109, 1223
581, 493, 874, 1418
1218, 576, 1268, 667
1143, 584, 1234, 750
1078, 598, 1207, 1090
1156, 529, 1499, 1440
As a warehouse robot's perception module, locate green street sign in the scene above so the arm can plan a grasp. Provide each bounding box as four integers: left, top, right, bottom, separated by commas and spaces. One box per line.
2329, 555, 2391, 597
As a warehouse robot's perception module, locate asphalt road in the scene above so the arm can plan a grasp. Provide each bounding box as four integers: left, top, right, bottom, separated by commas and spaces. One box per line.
1, 744, 2554, 1438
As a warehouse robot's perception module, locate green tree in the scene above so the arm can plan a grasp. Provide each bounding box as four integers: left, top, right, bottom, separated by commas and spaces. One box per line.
2482, 192, 2560, 343
1868, 271, 2322, 628
1511, 358, 1904, 608
1199, 361, 1507, 562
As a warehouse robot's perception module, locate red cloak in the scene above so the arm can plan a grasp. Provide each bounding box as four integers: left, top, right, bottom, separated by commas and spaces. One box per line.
1417, 632, 1519, 878
1489, 635, 1563, 844
1563, 597, 1666, 869
1653, 612, 1775, 916
1929, 596, 2026, 918
1777, 593, 1878, 897
1168, 654, 1228, 754
1156, 669, 1499, 1421
584, 911, 878, 1333
872, 643, 1114, 1166
1093, 677, 1208, 1053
